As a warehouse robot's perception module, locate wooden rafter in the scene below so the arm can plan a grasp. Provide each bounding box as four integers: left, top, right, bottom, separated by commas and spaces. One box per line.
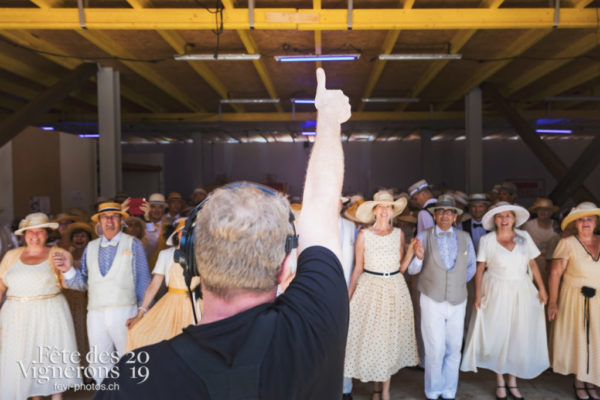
0, 62, 96, 147
524, 63, 600, 106
125, 0, 243, 113
3, 8, 598, 30
397, 0, 504, 112
0, 29, 165, 112
221, 0, 283, 113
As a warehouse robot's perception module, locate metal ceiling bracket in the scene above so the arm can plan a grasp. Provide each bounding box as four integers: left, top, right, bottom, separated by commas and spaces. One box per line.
347, 0, 353, 30
77, 0, 87, 29
553, 0, 560, 28
249, 0, 255, 29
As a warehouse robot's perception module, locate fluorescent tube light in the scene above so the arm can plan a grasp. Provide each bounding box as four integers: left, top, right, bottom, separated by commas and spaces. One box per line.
379, 54, 462, 60
536, 129, 572, 134
292, 99, 315, 104
174, 53, 261, 61
40, 126, 54, 131
361, 97, 420, 103
78, 134, 99, 138
544, 96, 600, 102
301, 131, 317, 136
275, 54, 360, 62
220, 98, 280, 104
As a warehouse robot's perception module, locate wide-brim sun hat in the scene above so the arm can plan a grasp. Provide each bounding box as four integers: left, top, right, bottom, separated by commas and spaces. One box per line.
356, 190, 407, 224
148, 193, 167, 206
560, 202, 600, 231
468, 193, 490, 204
529, 197, 559, 214
481, 201, 530, 231
343, 200, 365, 223
15, 212, 59, 235
66, 221, 96, 245
54, 212, 82, 224
428, 194, 464, 216
167, 218, 187, 246
91, 202, 129, 222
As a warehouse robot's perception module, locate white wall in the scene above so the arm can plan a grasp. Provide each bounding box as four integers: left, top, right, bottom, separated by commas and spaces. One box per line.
0, 141, 13, 226
59, 132, 97, 213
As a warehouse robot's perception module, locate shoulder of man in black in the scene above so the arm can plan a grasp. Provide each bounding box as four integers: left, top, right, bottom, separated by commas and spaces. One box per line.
94, 246, 348, 400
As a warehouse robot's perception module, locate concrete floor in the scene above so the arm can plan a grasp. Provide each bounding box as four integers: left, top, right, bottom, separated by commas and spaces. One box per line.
61, 368, 580, 399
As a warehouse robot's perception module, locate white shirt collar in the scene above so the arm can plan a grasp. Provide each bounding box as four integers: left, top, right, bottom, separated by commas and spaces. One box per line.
435, 225, 454, 235
101, 231, 122, 245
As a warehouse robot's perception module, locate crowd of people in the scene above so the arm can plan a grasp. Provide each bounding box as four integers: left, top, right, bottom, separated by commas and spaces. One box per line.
0, 69, 598, 400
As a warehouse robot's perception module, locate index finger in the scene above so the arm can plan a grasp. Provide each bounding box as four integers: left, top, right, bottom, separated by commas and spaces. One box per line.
316, 67, 326, 95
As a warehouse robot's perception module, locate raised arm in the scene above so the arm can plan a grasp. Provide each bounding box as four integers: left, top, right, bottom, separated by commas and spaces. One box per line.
297, 68, 351, 260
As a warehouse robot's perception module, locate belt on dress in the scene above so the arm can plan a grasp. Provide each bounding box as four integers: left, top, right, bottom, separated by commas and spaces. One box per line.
363, 269, 400, 277
168, 287, 189, 294
6, 292, 60, 302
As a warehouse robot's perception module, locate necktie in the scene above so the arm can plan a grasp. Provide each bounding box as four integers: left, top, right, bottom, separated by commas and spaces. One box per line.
438, 231, 451, 238
100, 240, 118, 248
473, 223, 483, 228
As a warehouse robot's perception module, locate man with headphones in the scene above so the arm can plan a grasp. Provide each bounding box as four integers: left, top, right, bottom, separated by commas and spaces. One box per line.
95, 67, 351, 399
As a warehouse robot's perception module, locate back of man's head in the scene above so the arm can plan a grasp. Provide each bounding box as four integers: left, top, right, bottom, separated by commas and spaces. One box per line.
194, 185, 292, 298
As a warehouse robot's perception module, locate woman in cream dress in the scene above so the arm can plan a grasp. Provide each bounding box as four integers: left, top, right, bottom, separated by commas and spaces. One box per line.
461, 203, 549, 400
126, 219, 200, 352
549, 202, 600, 400
344, 191, 419, 400
0, 213, 81, 400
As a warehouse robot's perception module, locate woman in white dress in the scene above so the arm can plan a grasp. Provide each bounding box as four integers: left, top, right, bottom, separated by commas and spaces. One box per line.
0, 213, 82, 400
461, 202, 549, 400
344, 191, 419, 400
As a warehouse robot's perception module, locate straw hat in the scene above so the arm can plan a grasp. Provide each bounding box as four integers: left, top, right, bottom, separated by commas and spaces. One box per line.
15, 213, 59, 235
290, 203, 302, 220
355, 190, 407, 224
396, 210, 418, 225
54, 212, 81, 224
481, 201, 530, 231
468, 193, 490, 204
343, 200, 364, 223
167, 192, 183, 202
148, 193, 166, 206
499, 182, 518, 195
167, 218, 187, 246
560, 202, 600, 231
91, 202, 129, 223
66, 222, 95, 244
529, 198, 559, 214
408, 179, 431, 196
428, 194, 464, 216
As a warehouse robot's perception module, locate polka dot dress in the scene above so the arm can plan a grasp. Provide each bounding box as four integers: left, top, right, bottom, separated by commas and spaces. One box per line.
344, 228, 420, 382
0, 259, 82, 398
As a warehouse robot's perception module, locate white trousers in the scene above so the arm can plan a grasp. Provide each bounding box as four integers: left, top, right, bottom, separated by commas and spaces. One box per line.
87, 305, 137, 383
420, 294, 466, 399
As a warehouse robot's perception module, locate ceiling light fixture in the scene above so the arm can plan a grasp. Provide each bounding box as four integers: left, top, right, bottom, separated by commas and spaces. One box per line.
301, 131, 317, 136
544, 96, 600, 102
220, 98, 280, 104
174, 53, 261, 61
40, 126, 54, 131
291, 99, 315, 104
379, 54, 462, 60
536, 129, 572, 134
78, 134, 99, 138
274, 54, 360, 62
361, 97, 420, 103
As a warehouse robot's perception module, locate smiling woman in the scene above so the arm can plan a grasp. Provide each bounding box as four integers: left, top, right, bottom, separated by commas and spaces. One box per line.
461, 202, 549, 400
0, 213, 82, 400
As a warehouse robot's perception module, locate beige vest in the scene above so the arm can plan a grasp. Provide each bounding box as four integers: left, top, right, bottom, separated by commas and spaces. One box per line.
86, 233, 137, 310
417, 227, 469, 305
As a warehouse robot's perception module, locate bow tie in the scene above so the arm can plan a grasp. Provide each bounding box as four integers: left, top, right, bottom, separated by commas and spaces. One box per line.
438, 231, 452, 238
100, 240, 118, 248
473, 223, 483, 228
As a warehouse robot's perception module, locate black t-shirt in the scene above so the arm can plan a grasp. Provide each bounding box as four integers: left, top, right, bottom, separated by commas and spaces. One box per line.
94, 246, 349, 400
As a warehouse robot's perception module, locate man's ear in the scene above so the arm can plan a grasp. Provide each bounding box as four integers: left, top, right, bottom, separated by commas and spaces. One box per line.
277, 250, 298, 284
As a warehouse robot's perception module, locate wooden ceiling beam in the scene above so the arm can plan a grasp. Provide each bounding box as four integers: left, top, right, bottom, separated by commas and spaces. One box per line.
27, 109, 600, 124
125, 0, 243, 113
438, 28, 551, 111
0, 29, 166, 112
525, 63, 600, 106
2, 8, 598, 30
397, 0, 504, 112
482, 81, 597, 204
221, 0, 283, 113
0, 62, 96, 148
29, 0, 205, 112
358, 1, 413, 113
504, 32, 598, 96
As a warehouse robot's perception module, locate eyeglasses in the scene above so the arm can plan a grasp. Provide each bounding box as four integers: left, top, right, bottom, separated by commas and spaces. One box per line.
435, 208, 457, 215
99, 214, 121, 221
